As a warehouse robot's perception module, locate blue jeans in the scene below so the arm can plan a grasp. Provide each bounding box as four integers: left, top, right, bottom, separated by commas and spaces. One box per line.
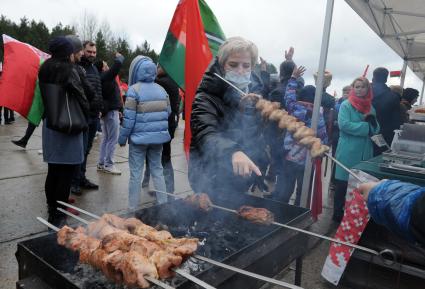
98, 110, 119, 167
128, 143, 167, 209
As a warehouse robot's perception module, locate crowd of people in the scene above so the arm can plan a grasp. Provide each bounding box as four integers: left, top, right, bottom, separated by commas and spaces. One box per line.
3, 34, 424, 245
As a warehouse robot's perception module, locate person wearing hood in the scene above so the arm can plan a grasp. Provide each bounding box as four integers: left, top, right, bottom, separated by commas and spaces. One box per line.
119, 56, 171, 209
400, 87, 419, 123
277, 67, 328, 205
333, 77, 380, 222
359, 180, 425, 247
189, 36, 268, 196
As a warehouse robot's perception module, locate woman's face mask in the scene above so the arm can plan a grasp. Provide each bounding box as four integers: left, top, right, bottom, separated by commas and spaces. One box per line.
223, 51, 252, 90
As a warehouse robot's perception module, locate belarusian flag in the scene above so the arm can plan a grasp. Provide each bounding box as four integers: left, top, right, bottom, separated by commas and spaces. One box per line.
0, 34, 50, 125
159, 0, 225, 156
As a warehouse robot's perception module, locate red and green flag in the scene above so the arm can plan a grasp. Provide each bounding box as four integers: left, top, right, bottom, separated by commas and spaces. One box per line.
0, 34, 50, 125
159, 0, 225, 157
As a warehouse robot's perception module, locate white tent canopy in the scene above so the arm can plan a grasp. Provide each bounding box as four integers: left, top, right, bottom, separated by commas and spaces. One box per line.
345, 0, 425, 83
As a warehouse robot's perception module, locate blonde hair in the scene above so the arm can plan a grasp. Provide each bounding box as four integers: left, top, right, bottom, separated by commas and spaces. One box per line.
217, 36, 258, 68
390, 85, 403, 96
351, 77, 370, 89
314, 70, 333, 88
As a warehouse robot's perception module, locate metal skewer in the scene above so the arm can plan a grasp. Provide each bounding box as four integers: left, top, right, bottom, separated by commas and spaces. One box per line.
58, 204, 305, 289
36, 216, 175, 289
209, 204, 380, 256
324, 152, 364, 183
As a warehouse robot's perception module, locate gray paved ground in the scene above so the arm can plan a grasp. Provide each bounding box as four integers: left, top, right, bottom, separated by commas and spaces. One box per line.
0, 115, 352, 289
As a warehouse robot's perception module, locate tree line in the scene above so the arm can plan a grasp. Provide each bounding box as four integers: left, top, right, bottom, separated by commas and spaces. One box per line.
0, 14, 159, 81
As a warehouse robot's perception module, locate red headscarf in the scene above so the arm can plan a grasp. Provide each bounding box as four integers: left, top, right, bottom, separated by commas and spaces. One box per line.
348, 80, 373, 114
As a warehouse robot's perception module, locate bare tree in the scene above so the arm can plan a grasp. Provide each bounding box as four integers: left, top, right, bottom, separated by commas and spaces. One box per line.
74, 10, 98, 41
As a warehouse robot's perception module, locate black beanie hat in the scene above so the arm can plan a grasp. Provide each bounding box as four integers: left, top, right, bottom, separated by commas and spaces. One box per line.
48, 36, 73, 58
65, 35, 83, 53
403, 88, 419, 103
298, 85, 316, 103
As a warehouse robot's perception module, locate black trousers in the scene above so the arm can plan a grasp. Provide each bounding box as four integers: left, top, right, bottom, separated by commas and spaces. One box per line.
45, 163, 79, 213
333, 179, 348, 221
21, 122, 37, 143
72, 117, 98, 186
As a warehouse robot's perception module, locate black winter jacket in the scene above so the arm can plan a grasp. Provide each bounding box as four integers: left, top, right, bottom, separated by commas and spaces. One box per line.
99, 56, 124, 114
156, 74, 180, 139
79, 57, 103, 117
372, 82, 402, 149
189, 58, 267, 195
39, 57, 90, 118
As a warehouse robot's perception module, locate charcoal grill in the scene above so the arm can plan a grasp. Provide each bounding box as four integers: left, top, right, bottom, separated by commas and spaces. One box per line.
16, 193, 312, 289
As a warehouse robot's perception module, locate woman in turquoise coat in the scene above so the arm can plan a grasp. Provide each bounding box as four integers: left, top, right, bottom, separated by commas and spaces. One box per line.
333, 77, 380, 222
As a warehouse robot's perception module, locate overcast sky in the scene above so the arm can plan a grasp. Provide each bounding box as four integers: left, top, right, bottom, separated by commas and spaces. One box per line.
2, 0, 423, 97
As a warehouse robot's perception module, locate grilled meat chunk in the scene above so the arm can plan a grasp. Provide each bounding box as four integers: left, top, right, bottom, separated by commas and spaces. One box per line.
184, 193, 213, 212
237, 205, 275, 225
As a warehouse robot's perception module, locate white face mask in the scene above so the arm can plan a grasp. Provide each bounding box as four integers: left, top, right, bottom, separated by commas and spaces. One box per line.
224, 70, 251, 90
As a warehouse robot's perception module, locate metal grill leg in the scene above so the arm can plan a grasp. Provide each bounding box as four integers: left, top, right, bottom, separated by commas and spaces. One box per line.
294, 257, 303, 286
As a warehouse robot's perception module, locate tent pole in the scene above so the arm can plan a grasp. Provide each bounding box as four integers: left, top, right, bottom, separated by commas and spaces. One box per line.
300, 0, 335, 208
400, 59, 408, 88
420, 79, 425, 105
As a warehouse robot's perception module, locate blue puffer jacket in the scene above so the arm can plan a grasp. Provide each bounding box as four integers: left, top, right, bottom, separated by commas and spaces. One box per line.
119, 56, 171, 145
368, 180, 425, 243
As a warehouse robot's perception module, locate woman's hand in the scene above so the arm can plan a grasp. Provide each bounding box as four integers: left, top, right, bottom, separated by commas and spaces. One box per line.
291, 65, 306, 79
231, 151, 262, 177
285, 47, 294, 61
358, 180, 386, 200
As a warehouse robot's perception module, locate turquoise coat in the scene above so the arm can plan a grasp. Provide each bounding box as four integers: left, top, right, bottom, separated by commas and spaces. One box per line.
335, 100, 380, 181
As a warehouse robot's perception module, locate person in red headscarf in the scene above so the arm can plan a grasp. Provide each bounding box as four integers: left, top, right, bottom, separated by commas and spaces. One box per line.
332, 77, 380, 222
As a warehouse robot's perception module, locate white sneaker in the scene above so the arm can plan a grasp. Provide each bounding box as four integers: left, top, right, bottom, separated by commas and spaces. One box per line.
103, 165, 122, 175
97, 164, 105, 171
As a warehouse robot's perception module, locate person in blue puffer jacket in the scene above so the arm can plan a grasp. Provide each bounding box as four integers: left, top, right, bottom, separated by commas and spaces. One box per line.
359, 180, 425, 246
276, 66, 328, 205
119, 56, 171, 208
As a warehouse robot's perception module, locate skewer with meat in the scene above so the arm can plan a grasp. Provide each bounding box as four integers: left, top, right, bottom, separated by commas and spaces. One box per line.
57, 225, 158, 287
88, 214, 199, 259
184, 193, 213, 212
268, 109, 288, 122
237, 206, 275, 225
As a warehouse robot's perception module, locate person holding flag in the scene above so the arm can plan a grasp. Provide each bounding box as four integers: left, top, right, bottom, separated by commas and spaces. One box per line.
189, 36, 268, 196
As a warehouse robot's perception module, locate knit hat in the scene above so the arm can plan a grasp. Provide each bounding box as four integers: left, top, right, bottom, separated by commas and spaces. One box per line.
298, 85, 316, 103
48, 36, 73, 58
403, 87, 419, 103
65, 35, 83, 53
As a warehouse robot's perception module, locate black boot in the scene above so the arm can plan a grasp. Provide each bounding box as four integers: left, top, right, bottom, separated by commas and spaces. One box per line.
11, 139, 27, 148
47, 210, 67, 229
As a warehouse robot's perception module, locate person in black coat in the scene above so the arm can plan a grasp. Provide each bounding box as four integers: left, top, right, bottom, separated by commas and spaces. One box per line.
39, 36, 89, 226
94, 52, 125, 175
70, 40, 103, 194
142, 65, 180, 193
372, 67, 402, 154
189, 36, 267, 197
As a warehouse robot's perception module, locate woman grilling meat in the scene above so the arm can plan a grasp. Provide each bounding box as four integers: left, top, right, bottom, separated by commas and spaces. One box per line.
189, 37, 268, 196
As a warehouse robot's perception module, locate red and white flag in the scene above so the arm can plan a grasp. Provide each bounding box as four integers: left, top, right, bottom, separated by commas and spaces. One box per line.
321, 170, 378, 285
